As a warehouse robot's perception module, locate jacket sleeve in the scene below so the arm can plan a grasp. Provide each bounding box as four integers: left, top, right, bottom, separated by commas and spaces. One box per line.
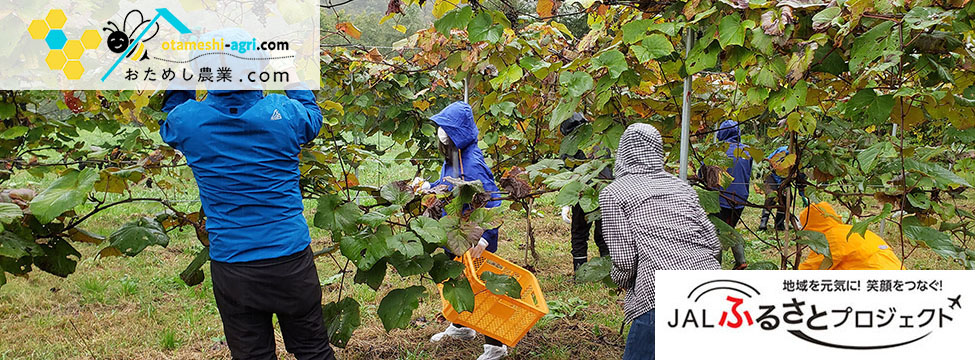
599, 189, 637, 289
158, 90, 196, 151
285, 90, 323, 145
482, 227, 499, 253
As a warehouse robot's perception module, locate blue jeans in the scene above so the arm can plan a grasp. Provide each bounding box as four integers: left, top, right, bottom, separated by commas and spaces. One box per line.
623, 309, 654, 360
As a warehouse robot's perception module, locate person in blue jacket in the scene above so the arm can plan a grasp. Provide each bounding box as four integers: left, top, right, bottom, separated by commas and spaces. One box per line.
715, 120, 752, 269
159, 30, 333, 358
424, 101, 508, 360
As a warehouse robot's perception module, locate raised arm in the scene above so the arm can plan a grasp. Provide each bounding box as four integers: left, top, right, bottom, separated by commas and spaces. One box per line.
599, 189, 637, 289
286, 90, 323, 145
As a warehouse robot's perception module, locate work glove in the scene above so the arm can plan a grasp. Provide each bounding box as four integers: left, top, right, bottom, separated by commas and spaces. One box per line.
408, 177, 431, 194
470, 237, 489, 258
561, 206, 572, 225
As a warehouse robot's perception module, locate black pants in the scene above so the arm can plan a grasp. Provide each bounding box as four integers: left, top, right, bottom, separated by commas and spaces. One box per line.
571, 204, 609, 267
211, 247, 335, 360
718, 207, 747, 267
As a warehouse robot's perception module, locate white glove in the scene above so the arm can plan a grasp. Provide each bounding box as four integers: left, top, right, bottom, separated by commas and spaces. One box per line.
409, 177, 431, 194
561, 206, 572, 225
470, 237, 489, 258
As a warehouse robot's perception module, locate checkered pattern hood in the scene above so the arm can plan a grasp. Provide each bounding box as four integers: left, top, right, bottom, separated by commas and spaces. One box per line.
600, 123, 721, 322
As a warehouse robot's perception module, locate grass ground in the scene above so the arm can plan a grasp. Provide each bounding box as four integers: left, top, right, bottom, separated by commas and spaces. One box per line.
0, 130, 970, 359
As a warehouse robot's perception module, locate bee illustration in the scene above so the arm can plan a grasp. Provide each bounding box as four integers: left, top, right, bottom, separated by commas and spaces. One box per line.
103, 10, 160, 61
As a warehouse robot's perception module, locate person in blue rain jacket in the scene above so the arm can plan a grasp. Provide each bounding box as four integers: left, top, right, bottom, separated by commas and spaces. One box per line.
160, 87, 335, 359
715, 120, 752, 269
424, 101, 508, 360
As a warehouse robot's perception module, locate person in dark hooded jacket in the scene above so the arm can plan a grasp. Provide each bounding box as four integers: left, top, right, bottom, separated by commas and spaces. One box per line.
714, 120, 752, 269
424, 101, 508, 360
600, 123, 721, 360
559, 113, 612, 273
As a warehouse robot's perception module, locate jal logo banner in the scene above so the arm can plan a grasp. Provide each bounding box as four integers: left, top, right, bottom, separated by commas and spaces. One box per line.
656, 271, 973, 359
0, 0, 320, 90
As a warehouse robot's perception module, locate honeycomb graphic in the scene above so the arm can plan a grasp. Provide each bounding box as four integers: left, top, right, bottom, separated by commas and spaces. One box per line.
28, 9, 100, 80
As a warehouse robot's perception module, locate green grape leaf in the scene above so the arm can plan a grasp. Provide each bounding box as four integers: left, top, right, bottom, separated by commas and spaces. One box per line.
555, 180, 584, 208
591, 50, 628, 79
377, 285, 426, 331
696, 188, 721, 214
322, 297, 361, 348
559, 123, 593, 156
845, 89, 894, 126
857, 141, 894, 173
718, 13, 746, 48
429, 252, 465, 283
380, 182, 414, 206
903, 221, 960, 259
850, 21, 896, 74
314, 194, 363, 233
0, 203, 23, 225
490, 64, 523, 90
549, 98, 581, 130
797, 230, 831, 262
411, 216, 447, 246
358, 211, 389, 229
481, 272, 522, 298
686, 42, 720, 75
468, 12, 502, 44
632, 34, 674, 63
574, 256, 612, 283
388, 253, 434, 277
33, 237, 81, 278
709, 215, 744, 249
103, 217, 169, 257
354, 259, 387, 290
29, 168, 99, 224
559, 71, 593, 98
386, 232, 424, 259
179, 247, 209, 286
847, 203, 892, 241
442, 276, 476, 313
434, 6, 473, 35
621, 19, 652, 44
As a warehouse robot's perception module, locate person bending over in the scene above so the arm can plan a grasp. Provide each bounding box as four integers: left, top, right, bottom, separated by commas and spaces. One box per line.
600, 123, 721, 360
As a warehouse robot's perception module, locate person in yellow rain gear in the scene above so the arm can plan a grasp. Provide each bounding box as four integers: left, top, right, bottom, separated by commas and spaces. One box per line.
798, 202, 902, 270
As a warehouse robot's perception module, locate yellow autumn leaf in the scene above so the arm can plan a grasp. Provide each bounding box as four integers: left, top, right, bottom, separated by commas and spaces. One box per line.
537, 0, 555, 18
322, 100, 345, 115
336, 22, 362, 39
379, 13, 395, 24
413, 100, 431, 111
394, 24, 407, 34
865, 125, 876, 133
432, 0, 456, 18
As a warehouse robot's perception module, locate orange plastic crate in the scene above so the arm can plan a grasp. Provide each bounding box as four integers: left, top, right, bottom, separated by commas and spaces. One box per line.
438, 251, 549, 347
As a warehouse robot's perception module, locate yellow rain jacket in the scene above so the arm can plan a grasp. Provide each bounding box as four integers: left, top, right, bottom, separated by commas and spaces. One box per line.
798, 202, 902, 270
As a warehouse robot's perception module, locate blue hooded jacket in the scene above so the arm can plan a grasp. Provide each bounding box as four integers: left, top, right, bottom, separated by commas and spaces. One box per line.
717, 120, 753, 209
430, 102, 501, 252
160, 90, 322, 263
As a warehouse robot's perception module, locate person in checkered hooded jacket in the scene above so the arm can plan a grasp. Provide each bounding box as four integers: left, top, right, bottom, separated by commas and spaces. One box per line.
599, 123, 721, 360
